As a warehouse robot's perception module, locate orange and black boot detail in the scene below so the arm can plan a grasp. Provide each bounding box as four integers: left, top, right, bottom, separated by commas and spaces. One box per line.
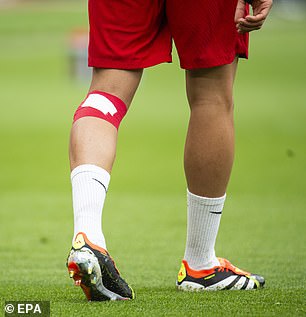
177, 258, 265, 291
67, 232, 134, 301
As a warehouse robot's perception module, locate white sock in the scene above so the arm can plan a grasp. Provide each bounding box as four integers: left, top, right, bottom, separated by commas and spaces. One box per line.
71, 164, 110, 249
183, 189, 226, 270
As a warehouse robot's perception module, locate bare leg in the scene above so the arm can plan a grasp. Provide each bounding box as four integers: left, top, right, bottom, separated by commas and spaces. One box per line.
184, 58, 238, 197
182, 59, 238, 270
69, 68, 143, 172
67, 69, 142, 301
69, 68, 142, 248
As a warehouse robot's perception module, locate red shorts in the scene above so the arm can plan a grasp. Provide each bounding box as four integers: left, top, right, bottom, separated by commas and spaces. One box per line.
88, 0, 249, 70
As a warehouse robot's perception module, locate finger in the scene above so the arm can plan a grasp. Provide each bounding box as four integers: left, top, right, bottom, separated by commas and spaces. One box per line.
245, 13, 267, 23
237, 24, 263, 33
238, 19, 264, 28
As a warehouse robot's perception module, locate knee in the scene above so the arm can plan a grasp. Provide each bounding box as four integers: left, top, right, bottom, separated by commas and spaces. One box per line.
189, 94, 234, 114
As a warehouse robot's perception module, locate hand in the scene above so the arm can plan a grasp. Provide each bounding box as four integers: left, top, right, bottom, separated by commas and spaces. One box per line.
235, 0, 273, 34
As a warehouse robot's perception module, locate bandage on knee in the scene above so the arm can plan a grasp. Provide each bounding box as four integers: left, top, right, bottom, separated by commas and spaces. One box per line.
73, 91, 127, 129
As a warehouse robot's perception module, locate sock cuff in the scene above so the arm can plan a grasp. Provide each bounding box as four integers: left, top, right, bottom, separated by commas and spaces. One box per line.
71, 164, 111, 188
187, 189, 226, 207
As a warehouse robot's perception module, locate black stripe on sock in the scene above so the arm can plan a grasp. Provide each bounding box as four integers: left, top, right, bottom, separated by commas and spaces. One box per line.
92, 178, 107, 193
209, 211, 222, 215
223, 276, 242, 290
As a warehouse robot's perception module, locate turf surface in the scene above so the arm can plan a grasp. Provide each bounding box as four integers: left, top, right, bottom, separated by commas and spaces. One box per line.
0, 1, 305, 316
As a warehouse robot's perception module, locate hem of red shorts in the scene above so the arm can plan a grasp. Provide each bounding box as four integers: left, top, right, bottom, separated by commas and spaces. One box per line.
88, 56, 172, 70
180, 52, 248, 70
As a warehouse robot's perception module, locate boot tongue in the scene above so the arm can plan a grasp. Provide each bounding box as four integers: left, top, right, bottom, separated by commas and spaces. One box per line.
218, 258, 250, 275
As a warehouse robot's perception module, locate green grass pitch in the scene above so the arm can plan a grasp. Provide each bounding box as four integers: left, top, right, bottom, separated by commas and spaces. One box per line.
0, 1, 305, 316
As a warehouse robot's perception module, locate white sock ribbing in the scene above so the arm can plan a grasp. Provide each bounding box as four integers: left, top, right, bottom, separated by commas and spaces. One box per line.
71, 164, 110, 249
183, 189, 226, 270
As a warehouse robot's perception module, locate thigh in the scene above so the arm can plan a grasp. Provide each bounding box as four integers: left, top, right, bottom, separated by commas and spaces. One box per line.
88, 0, 172, 69
166, 0, 249, 69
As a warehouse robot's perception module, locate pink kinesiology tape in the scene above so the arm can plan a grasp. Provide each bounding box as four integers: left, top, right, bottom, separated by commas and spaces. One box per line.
73, 91, 127, 129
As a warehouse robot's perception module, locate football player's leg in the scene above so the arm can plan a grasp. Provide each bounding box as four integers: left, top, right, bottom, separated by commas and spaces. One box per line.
167, 0, 245, 271
67, 69, 142, 301
169, 1, 264, 290
67, 0, 172, 301
177, 62, 264, 291
183, 60, 238, 270
69, 68, 142, 249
